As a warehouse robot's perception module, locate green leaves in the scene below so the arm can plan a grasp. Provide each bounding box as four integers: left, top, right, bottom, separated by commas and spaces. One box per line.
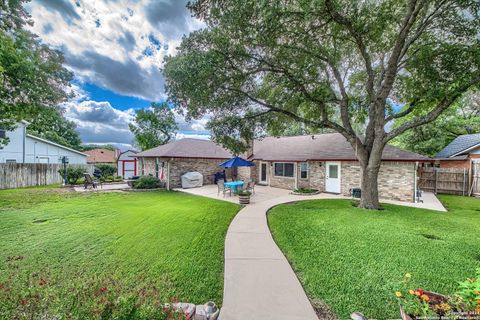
0, 4, 76, 149
128, 102, 177, 151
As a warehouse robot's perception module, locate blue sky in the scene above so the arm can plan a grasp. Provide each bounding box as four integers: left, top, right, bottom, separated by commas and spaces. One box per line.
28, 0, 209, 149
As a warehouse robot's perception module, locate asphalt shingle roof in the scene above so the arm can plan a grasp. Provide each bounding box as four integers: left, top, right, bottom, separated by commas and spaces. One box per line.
251, 133, 430, 161
435, 133, 480, 158
136, 134, 430, 162
135, 139, 233, 159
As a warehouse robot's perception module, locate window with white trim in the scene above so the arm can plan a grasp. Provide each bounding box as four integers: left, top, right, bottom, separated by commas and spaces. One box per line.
5, 159, 16, 163
274, 162, 294, 177
300, 162, 308, 179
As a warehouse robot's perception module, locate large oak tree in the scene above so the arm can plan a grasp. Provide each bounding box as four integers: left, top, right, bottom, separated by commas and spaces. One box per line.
164, 0, 480, 209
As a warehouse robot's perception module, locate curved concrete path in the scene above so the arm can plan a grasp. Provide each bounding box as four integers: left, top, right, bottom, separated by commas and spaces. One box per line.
220, 192, 338, 320
176, 185, 446, 320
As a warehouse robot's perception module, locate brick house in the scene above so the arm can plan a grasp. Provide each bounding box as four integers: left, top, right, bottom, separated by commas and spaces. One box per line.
434, 133, 480, 170
135, 139, 233, 189
136, 134, 431, 202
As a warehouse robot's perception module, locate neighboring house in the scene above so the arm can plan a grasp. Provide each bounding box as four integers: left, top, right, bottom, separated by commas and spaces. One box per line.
84, 148, 120, 166
434, 133, 480, 169
136, 133, 431, 202
135, 139, 233, 189
0, 121, 87, 164
117, 150, 138, 179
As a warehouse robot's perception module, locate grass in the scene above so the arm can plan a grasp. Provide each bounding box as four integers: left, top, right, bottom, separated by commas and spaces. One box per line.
268, 195, 480, 319
0, 187, 240, 319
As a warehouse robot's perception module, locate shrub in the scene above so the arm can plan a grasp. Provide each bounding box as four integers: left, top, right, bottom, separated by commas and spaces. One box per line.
133, 176, 162, 189
293, 188, 318, 194
95, 164, 116, 178
58, 167, 85, 185
234, 189, 251, 196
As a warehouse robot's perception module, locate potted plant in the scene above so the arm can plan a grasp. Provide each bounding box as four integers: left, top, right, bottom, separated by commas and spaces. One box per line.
236, 190, 251, 204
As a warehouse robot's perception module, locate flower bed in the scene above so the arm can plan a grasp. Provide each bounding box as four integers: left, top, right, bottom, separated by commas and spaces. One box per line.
394, 270, 480, 319
290, 188, 320, 196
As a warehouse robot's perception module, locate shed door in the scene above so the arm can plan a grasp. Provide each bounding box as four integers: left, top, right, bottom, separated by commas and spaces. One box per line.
325, 162, 341, 193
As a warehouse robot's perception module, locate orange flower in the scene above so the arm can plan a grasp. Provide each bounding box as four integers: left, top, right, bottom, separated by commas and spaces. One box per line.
420, 294, 430, 302
395, 291, 402, 298
474, 291, 480, 295
437, 303, 450, 311
414, 290, 422, 296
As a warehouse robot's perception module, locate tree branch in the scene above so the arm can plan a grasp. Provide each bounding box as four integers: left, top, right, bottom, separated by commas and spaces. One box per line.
385, 98, 421, 122
385, 75, 480, 142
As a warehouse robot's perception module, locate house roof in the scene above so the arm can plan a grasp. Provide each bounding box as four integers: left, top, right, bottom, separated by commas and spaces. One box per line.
135, 139, 233, 159
26, 134, 87, 156
84, 148, 119, 163
136, 134, 430, 162
435, 133, 480, 158
250, 133, 430, 162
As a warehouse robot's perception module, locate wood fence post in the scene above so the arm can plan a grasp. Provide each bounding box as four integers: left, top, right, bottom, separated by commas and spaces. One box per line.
434, 168, 438, 195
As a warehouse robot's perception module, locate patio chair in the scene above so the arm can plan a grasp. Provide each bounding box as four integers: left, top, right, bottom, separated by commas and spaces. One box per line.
217, 179, 232, 197
84, 173, 101, 190
244, 181, 255, 195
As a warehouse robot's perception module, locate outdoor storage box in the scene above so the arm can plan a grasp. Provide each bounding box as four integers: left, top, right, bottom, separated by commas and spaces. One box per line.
181, 172, 203, 188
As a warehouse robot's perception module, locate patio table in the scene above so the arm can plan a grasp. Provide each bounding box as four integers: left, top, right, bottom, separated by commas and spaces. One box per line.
224, 181, 244, 192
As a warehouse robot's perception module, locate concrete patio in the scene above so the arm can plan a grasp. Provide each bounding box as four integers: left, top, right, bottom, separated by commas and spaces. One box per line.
73, 182, 130, 192
177, 184, 446, 212
175, 184, 446, 320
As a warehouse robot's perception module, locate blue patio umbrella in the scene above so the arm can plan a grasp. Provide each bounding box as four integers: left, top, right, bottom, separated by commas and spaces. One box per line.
219, 156, 255, 168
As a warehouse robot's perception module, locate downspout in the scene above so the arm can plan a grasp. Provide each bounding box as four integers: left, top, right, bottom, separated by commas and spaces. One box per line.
414, 161, 419, 203
294, 162, 298, 190
166, 160, 171, 190
22, 125, 26, 163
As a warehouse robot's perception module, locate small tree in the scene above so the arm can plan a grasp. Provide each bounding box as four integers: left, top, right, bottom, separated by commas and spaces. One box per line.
129, 102, 177, 151
58, 167, 84, 185
95, 164, 116, 178
164, 0, 480, 209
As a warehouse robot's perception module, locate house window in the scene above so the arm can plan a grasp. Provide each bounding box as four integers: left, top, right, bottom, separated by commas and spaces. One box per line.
274, 162, 294, 178
0, 129, 5, 139
300, 162, 308, 179
5, 159, 16, 163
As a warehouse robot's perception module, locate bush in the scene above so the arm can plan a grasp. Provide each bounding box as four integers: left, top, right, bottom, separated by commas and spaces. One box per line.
133, 176, 162, 189
234, 189, 251, 196
95, 164, 116, 178
293, 187, 318, 194
58, 167, 85, 185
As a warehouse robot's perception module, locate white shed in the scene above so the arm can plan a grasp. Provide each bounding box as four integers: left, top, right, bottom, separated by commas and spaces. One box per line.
117, 150, 138, 178
0, 121, 87, 164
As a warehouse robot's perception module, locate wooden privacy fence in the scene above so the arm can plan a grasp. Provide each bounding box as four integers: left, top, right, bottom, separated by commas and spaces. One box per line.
418, 167, 470, 196
0, 163, 94, 190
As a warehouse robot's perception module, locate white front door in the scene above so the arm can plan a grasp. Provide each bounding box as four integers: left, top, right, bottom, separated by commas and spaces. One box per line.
259, 162, 268, 185
325, 162, 341, 193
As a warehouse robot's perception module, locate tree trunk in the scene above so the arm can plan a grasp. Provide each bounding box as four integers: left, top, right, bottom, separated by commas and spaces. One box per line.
359, 164, 381, 209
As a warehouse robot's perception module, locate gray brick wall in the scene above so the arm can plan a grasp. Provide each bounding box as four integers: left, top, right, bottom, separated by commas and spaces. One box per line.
341, 161, 415, 202
139, 157, 230, 188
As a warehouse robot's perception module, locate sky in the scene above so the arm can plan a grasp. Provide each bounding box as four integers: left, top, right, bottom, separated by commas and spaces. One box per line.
27, 0, 210, 150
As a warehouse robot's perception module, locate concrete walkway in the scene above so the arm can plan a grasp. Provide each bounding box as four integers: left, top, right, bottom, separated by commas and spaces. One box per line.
177, 185, 446, 320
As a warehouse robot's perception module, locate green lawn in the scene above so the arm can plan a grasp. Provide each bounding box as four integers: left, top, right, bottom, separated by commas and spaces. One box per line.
268, 195, 480, 319
0, 187, 240, 319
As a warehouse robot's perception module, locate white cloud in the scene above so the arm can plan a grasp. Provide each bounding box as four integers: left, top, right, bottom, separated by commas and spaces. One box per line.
62, 99, 135, 145
175, 132, 211, 140
61, 96, 211, 147
29, 0, 204, 101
